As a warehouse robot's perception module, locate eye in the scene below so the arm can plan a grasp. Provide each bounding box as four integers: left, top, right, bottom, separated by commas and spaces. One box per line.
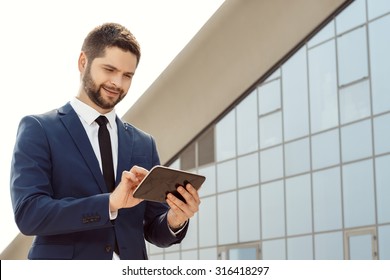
104, 68, 114, 72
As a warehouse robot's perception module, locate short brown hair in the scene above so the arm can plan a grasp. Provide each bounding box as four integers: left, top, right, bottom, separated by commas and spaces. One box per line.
81, 22, 141, 66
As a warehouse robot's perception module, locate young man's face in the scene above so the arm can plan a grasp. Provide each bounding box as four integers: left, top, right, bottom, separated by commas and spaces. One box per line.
80, 46, 137, 112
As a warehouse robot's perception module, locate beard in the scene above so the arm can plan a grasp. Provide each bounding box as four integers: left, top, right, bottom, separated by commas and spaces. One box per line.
82, 66, 126, 110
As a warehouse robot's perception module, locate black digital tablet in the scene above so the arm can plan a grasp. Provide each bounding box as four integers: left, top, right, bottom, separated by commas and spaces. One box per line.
133, 165, 206, 203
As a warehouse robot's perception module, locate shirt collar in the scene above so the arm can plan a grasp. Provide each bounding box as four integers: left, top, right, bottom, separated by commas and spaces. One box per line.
70, 97, 116, 127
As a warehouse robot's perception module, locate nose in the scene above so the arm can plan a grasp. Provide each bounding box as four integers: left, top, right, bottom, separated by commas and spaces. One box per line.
110, 74, 122, 88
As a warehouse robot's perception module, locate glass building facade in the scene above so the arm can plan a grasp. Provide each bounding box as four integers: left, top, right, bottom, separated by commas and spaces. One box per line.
147, 0, 390, 260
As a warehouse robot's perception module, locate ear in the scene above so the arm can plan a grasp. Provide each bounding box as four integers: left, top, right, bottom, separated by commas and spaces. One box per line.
78, 52, 88, 72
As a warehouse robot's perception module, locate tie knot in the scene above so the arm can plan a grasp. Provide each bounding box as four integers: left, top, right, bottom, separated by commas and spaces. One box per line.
96, 115, 108, 127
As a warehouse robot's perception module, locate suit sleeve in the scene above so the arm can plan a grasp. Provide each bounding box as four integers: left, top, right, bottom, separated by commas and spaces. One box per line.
10, 116, 112, 236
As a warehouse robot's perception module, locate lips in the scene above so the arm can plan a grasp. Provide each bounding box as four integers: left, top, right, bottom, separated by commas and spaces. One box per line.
102, 86, 120, 96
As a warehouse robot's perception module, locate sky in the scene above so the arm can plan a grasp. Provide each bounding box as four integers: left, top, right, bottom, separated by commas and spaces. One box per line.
0, 0, 225, 253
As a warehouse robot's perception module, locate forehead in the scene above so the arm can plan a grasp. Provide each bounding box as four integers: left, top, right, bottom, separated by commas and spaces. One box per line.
93, 47, 137, 73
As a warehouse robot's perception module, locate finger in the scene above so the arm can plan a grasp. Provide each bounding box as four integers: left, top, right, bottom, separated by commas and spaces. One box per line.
167, 193, 195, 218
185, 184, 200, 205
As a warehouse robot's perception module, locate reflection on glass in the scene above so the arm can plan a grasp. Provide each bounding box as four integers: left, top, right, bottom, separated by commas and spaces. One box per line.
286, 175, 312, 235
336, 0, 366, 34
238, 186, 260, 242
308, 40, 338, 133
261, 180, 285, 239
282, 48, 309, 140
314, 232, 344, 260
229, 247, 257, 260
341, 120, 372, 162
198, 196, 217, 247
374, 155, 390, 223
217, 159, 237, 192
378, 225, 390, 260
216, 110, 236, 161
237, 90, 258, 155
308, 20, 335, 47
260, 146, 283, 182
311, 129, 340, 170
313, 168, 342, 231
367, 0, 390, 20
369, 15, 390, 114
343, 160, 375, 228
258, 79, 281, 115
340, 80, 371, 124
218, 192, 238, 245
237, 153, 259, 188
260, 112, 282, 149
285, 138, 310, 176
262, 239, 286, 260
198, 165, 216, 197
287, 236, 313, 260
374, 114, 390, 155
337, 26, 368, 85
349, 234, 373, 260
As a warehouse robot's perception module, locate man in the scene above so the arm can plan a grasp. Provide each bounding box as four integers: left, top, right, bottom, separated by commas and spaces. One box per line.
10, 23, 200, 260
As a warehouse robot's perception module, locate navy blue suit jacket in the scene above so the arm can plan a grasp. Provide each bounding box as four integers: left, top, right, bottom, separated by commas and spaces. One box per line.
10, 103, 187, 259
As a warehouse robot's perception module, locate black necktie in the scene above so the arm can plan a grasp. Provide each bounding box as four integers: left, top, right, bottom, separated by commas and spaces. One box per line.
96, 116, 115, 192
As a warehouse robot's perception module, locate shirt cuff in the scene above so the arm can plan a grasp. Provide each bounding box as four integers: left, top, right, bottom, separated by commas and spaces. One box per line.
110, 210, 118, 220
168, 220, 188, 236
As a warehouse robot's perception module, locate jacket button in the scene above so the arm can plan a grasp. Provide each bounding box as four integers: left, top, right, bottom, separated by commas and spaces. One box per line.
105, 245, 112, 253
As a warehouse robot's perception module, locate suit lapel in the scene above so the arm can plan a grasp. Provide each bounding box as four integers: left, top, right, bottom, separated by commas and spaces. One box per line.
116, 118, 134, 185
58, 103, 108, 193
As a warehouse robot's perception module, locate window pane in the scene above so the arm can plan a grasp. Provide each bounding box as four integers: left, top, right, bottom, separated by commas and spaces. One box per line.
258, 79, 281, 115
375, 155, 390, 223
378, 225, 390, 260
180, 213, 198, 250
308, 20, 335, 47
367, 0, 390, 20
198, 127, 214, 166
369, 15, 390, 114
260, 146, 283, 182
261, 180, 285, 239
238, 186, 260, 242
217, 159, 236, 192
216, 110, 236, 161
260, 111, 282, 149
341, 120, 372, 162
313, 168, 342, 231
286, 175, 312, 235
229, 247, 257, 260
285, 138, 310, 176
374, 113, 390, 155
349, 234, 373, 260
237, 90, 258, 155
308, 40, 338, 133
262, 239, 286, 260
340, 80, 371, 124
199, 247, 217, 260
287, 236, 313, 260
314, 232, 344, 260
282, 48, 309, 140
337, 26, 368, 85
198, 165, 216, 197
181, 250, 198, 260
218, 192, 238, 245
343, 160, 375, 228
336, 0, 366, 34
198, 196, 217, 247
238, 153, 259, 188
311, 129, 340, 170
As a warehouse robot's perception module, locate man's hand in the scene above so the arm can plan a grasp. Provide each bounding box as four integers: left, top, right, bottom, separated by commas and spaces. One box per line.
166, 183, 201, 230
109, 165, 148, 212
